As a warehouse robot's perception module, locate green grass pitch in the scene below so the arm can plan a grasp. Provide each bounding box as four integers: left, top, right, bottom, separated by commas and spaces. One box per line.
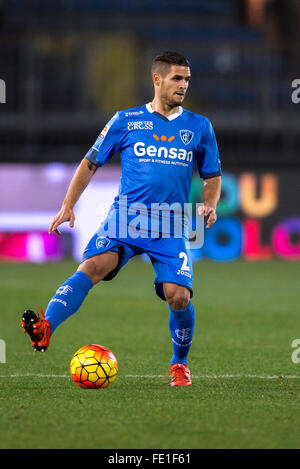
0, 258, 300, 449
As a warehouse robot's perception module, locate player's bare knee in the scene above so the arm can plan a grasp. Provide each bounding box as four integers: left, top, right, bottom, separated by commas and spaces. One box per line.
77, 259, 100, 285
78, 252, 119, 285
164, 286, 190, 310
170, 294, 190, 310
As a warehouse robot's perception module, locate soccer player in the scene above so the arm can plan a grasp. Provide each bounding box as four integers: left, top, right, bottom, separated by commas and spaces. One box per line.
21, 51, 222, 386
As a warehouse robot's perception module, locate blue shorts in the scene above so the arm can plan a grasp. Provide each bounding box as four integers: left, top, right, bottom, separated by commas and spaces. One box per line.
81, 233, 193, 301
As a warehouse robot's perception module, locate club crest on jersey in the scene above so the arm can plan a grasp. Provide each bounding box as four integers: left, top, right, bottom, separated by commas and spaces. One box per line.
179, 129, 194, 145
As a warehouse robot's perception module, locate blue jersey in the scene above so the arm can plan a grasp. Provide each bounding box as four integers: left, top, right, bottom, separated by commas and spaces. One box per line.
85, 102, 221, 237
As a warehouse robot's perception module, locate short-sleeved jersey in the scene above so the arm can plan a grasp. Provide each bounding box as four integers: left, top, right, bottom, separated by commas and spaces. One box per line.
85, 102, 221, 237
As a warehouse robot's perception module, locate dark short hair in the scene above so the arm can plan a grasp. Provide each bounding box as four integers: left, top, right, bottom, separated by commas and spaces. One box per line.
151, 51, 190, 75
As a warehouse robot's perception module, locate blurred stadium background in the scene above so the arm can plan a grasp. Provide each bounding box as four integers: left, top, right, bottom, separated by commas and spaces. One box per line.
0, 0, 300, 264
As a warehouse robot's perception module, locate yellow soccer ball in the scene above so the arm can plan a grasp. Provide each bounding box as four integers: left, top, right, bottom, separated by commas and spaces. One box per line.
70, 344, 118, 389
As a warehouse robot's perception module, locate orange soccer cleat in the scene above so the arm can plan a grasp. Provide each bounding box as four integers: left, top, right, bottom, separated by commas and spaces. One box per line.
21, 308, 51, 352
167, 363, 192, 386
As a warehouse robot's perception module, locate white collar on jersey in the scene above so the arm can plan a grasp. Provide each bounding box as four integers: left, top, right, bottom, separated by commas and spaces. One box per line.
146, 102, 183, 121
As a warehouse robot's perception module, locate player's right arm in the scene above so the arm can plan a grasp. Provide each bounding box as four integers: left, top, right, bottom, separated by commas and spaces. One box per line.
49, 111, 124, 235
49, 158, 98, 235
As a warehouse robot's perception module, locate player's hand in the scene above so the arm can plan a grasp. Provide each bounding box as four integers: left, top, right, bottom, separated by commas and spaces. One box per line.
198, 205, 217, 229
48, 205, 75, 235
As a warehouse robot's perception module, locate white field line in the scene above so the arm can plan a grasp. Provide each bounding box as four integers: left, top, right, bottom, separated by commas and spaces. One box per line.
0, 373, 300, 380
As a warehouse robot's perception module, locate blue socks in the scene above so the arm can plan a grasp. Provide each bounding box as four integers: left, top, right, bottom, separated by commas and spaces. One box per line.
169, 301, 195, 366
45, 271, 93, 334
45, 268, 196, 367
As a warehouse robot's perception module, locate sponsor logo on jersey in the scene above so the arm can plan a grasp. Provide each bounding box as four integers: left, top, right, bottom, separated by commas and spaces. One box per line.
133, 141, 193, 162
125, 110, 144, 116
127, 121, 153, 131
153, 134, 175, 142
179, 129, 194, 145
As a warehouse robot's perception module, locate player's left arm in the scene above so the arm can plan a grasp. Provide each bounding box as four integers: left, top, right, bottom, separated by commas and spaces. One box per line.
202, 175, 222, 229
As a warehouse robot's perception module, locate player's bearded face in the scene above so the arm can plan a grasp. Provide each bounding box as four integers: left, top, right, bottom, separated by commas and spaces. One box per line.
160, 65, 191, 108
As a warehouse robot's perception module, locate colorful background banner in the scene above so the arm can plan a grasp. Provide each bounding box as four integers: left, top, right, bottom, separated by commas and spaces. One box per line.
1, 164, 299, 262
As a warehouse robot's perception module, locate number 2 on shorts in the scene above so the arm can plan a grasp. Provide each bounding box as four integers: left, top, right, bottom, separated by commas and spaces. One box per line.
179, 252, 190, 271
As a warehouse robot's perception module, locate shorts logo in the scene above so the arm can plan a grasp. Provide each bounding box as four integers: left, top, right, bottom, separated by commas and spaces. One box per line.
96, 237, 110, 249
180, 129, 194, 145
127, 121, 153, 131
